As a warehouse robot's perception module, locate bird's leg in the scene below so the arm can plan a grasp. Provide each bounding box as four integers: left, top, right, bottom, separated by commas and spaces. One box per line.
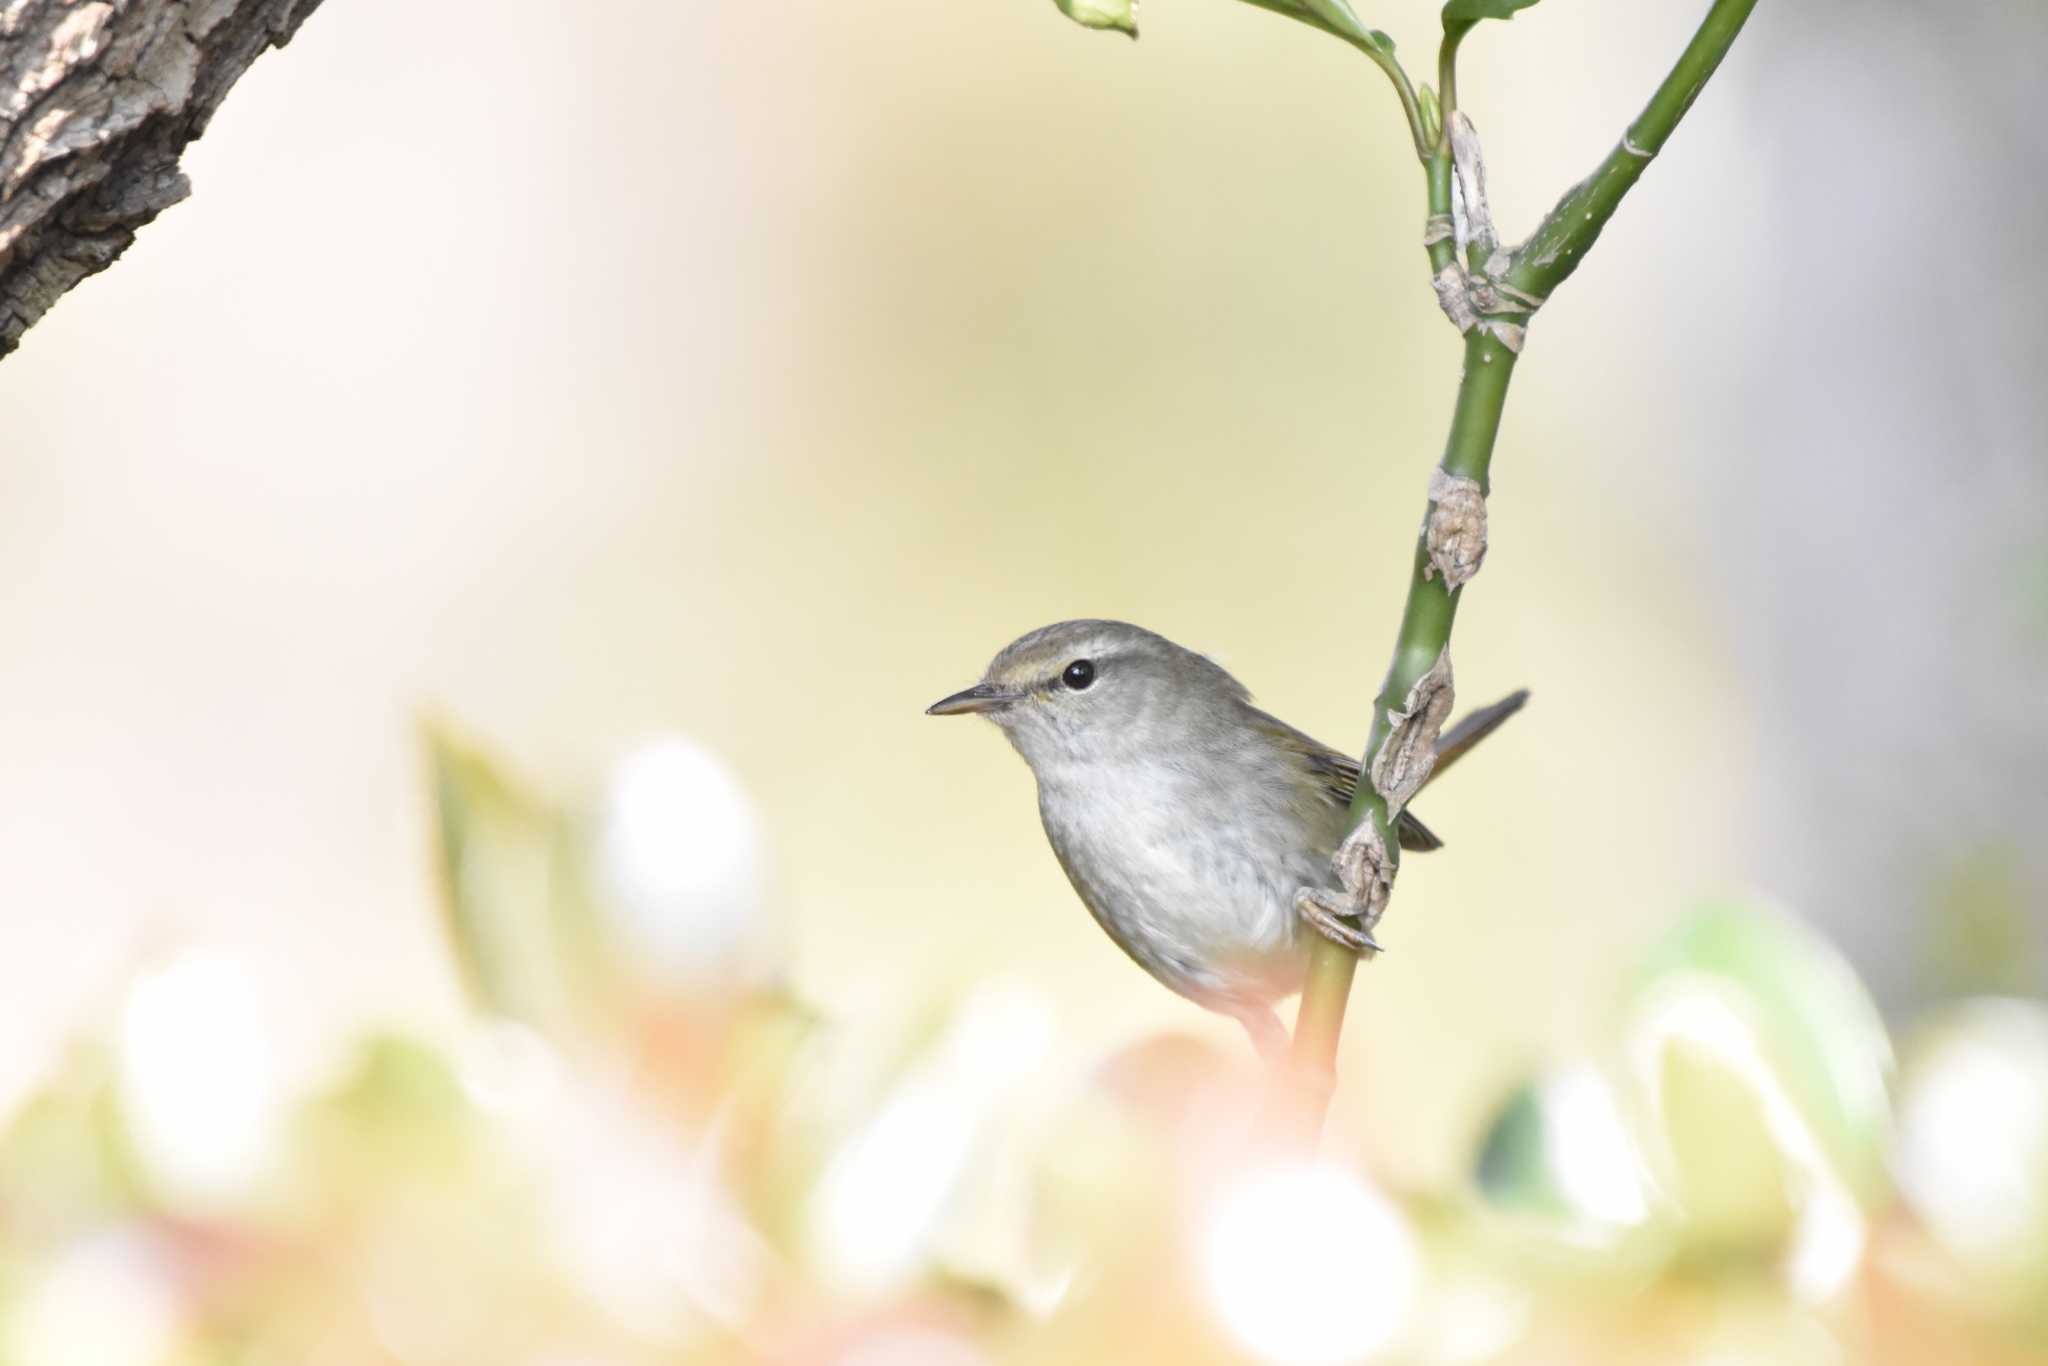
1232, 1004, 1293, 1068
1294, 816, 1395, 954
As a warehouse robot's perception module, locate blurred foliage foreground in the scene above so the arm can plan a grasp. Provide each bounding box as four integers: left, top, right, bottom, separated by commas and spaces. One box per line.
3, 726, 2047, 1366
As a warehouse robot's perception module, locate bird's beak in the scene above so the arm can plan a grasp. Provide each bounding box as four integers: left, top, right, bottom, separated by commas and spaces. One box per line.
925, 682, 1015, 716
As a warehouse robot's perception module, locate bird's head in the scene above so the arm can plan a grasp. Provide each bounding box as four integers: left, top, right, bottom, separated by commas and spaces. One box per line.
926, 619, 1249, 772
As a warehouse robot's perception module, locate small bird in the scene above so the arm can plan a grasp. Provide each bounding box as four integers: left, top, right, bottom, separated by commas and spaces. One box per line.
927, 620, 1525, 1061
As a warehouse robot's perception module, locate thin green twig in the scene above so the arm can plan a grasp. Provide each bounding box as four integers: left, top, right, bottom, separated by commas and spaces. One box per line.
1509, 0, 1761, 300
1437, 23, 1471, 132
1288, 0, 1762, 1137
1236, 0, 1432, 160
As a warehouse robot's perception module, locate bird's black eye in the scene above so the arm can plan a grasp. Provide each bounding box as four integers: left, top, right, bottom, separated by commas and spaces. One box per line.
1062, 659, 1096, 691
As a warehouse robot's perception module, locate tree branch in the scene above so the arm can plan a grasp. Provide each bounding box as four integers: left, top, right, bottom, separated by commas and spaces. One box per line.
0, 0, 325, 360
1288, 0, 1762, 1134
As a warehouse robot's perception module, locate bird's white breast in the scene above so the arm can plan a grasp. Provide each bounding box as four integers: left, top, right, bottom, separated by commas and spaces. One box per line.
1032, 750, 1312, 1007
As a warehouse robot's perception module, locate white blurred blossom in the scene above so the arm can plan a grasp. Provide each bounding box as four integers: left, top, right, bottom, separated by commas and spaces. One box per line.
592, 734, 770, 989
115, 949, 286, 1212
1895, 998, 2048, 1274
1201, 1162, 1419, 1366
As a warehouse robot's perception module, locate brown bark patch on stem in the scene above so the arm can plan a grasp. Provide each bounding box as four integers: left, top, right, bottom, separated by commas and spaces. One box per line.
1432, 263, 1477, 333
1369, 645, 1455, 819
1423, 469, 1488, 591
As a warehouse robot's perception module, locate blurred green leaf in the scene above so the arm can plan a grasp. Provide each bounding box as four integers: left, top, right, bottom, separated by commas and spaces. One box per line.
1053, 0, 1136, 37
1472, 1062, 1656, 1233
1474, 1086, 1560, 1216
296, 1034, 477, 1190
1463, 1063, 1677, 1295
1054, 0, 1393, 55
659, 988, 824, 1244
423, 721, 605, 1034
1292, 0, 1375, 44
0, 1051, 138, 1231
1443, 0, 1541, 24
1926, 848, 2043, 999
1654, 1023, 1801, 1260
1632, 903, 1894, 1204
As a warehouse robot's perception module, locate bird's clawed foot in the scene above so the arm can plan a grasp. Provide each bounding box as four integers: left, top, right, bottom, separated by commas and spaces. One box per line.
1295, 887, 1382, 953
1294, 816, 1396, 955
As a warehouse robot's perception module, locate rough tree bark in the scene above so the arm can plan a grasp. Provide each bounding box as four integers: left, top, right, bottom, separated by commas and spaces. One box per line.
0, 0, 323, 360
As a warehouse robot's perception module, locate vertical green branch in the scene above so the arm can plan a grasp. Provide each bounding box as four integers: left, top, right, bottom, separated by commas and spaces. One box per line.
1291, 329, 1517, 1092
1290, 0, 1761, 1129
1034, 0, 1760, 1134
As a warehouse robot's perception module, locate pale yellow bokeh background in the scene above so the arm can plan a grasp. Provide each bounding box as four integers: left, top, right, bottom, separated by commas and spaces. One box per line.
1, 0, 2038, 1194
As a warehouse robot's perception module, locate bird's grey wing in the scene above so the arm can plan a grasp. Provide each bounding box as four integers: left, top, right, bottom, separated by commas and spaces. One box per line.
1250, 687, 1531, 855
1242, 712, 1443, 852
1305, 749, 1444, 852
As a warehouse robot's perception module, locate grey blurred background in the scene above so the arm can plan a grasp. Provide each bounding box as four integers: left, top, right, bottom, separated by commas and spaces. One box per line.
0, 0, 2040, 1186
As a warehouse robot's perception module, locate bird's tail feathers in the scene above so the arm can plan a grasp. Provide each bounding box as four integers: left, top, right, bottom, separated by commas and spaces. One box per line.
1396, 688, 1530, 852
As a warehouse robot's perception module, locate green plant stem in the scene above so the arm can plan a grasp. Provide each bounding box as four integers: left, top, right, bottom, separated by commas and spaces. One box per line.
1509, 0, 1760, 301
1437, 24, 1471, 130
1287, 0, 1760, 1136
1423, 148, 1457, 275
1290, 329, 1517, 1097
1348, 35, 1429, 162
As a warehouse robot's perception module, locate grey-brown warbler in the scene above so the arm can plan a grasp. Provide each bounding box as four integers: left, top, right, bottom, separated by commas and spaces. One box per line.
928, 620, 1525, 1060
